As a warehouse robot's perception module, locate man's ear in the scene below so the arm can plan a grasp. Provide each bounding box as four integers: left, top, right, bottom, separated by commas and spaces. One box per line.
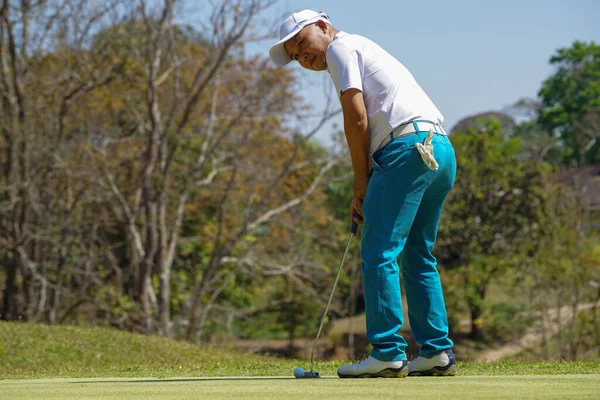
315, 19, 328, 33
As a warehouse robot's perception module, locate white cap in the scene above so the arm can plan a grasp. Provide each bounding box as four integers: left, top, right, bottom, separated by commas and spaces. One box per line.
269, 10, 331, 66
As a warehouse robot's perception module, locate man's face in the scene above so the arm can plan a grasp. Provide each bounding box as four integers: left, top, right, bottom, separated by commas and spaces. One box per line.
284, 22, 329, 71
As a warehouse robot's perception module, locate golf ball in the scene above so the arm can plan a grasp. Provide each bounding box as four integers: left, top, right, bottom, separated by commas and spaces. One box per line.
293, 367, 304, 378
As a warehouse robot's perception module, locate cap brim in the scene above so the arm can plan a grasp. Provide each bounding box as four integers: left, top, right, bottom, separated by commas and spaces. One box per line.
269, 27, 302, 66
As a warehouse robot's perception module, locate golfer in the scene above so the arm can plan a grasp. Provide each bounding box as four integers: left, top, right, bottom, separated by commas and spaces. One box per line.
270, 10, 456, 378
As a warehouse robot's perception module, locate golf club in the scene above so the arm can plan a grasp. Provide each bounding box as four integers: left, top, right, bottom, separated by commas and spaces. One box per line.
294, 212, 361, 379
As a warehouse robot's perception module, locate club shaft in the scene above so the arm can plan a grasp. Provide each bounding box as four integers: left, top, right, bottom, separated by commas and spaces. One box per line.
310, 231, 354, 372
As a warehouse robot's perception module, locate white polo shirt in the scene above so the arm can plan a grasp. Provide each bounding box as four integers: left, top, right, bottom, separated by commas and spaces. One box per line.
326, 32, 444, 153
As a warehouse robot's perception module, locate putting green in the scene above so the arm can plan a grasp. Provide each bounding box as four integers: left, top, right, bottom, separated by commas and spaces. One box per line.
1, 375, 599, 400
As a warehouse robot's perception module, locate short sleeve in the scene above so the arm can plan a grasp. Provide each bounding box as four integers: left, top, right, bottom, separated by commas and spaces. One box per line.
326, 43, 363, 97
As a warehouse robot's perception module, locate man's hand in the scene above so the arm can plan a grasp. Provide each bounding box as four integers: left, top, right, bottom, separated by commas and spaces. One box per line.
350, 173, 368, 234
349, 196, 364, 226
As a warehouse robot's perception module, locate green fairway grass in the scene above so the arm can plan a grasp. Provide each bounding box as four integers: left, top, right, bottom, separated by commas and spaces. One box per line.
2, 322, 600, 399
2, 376, 600, 400
2, 322, 600, 379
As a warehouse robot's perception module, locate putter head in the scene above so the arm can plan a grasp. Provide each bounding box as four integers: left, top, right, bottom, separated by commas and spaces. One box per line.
300, 371, 320, 378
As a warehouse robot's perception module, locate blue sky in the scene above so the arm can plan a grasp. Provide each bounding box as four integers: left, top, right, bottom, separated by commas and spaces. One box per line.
185, 0, 599, 144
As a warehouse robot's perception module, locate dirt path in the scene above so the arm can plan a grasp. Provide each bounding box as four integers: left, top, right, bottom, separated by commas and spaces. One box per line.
232, 302, 599, 362
476, 301, 600, 362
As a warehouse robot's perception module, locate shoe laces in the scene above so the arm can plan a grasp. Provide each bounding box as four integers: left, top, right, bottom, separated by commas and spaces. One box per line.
358, 355, 369, 364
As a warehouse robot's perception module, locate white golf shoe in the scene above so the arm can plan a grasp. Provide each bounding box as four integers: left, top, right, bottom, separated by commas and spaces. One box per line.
337, 355, 408, 378
408, 349, 457, 376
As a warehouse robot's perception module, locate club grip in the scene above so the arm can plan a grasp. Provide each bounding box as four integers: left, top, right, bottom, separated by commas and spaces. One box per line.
351, 212, 363, 234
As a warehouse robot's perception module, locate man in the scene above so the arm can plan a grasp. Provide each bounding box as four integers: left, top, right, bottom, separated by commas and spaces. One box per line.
269, 10, 457, 378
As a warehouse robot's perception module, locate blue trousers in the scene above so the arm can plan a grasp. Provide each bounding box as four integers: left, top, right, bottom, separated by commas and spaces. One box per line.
361, 129, 455, 362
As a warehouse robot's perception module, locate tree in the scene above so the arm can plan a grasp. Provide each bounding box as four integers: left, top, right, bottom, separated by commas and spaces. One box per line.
538, 41, 600, 166
514, 184, 600, 360
0, 0, 125, 322
451, 111, 517, 136
0, 0, 346, 347
436, 119, 551, 339
77, 0, 341, 339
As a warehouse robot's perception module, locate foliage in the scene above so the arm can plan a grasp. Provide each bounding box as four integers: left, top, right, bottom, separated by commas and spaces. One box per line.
478, 302, 536, 343
437, 118, 552, 338
0, 0, 344, 346
538, 41, 600, 165
521, 223, 600, 360
451, 111, 517, 135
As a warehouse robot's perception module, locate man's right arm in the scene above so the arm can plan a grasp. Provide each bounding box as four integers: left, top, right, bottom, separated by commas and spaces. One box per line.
340, 88, 370, 203
326, 42, 368, 225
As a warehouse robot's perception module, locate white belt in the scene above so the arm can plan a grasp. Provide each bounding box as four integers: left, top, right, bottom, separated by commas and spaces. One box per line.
374, 120, 447, 153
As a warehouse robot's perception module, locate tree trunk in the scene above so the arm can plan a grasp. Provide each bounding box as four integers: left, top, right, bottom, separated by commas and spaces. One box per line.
469, 307, 483, 340
186, 255, 219, 341
137, 195, 157, 333
48, 285, 61, 325
469, 285, 487, 340
48, 246, 68, 324
1, 253, 19, 320
288, 326, 296, 357
158, 257, 171, 336
21, 259, 33, 321
157, 192, 176, 337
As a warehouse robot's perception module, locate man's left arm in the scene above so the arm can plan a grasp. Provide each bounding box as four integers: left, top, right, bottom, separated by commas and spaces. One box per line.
340, 88, 370, 223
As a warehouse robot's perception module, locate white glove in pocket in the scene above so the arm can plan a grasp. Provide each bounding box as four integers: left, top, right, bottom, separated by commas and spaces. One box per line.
415, 128, 439, 170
